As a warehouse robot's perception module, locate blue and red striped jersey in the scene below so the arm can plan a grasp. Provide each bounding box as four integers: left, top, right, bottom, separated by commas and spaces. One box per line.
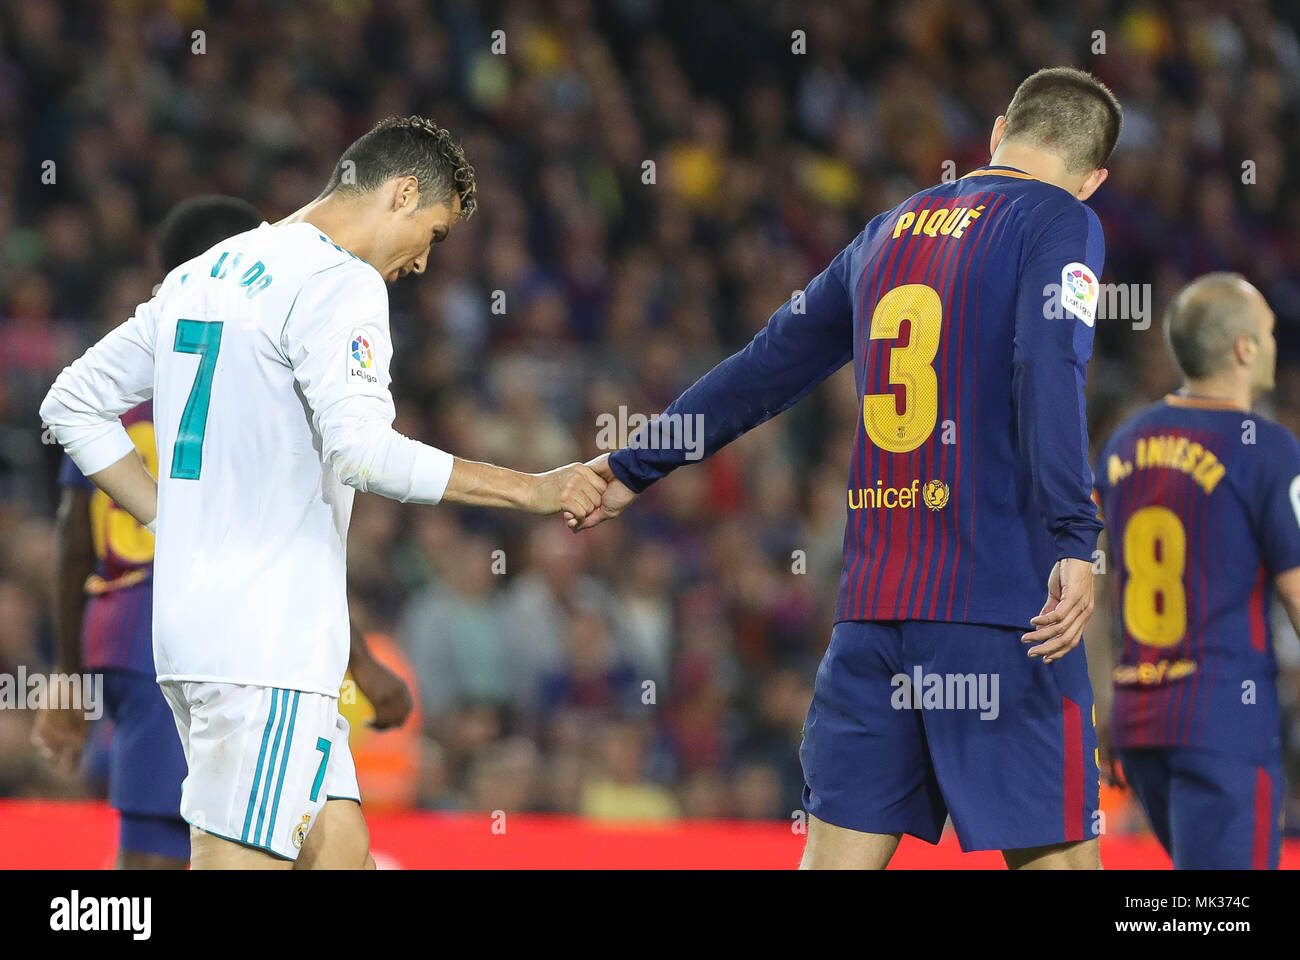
1094, 396, 1300, 758
609, 165, 1104, 629
57, 401, 155, 673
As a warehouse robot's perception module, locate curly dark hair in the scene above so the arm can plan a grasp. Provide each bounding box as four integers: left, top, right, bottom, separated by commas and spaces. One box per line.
157, 194, 262, 270
320, 115, 477, 219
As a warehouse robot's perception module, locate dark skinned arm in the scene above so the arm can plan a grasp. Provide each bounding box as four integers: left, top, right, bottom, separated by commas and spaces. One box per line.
32, 487, 95, 771
347, 621, 413, 730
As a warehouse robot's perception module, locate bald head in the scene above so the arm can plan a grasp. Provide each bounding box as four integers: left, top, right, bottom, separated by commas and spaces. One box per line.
1164, 273, 1275, 398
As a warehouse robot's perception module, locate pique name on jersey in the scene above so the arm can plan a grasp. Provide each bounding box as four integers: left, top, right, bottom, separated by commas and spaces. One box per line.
889, 204, 986, 241
1106, 434, 1226, 495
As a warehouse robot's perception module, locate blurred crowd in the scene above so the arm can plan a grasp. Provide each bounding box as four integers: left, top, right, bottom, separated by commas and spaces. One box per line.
2, 0, 1300, 831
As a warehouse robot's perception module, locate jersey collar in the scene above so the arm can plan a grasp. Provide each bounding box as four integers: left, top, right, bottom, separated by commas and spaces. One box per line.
960, 165, 1040, 182
1164, 392, 1249, 412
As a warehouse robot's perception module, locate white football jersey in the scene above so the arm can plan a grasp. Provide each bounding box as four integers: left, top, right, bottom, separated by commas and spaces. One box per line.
42, 222, 455, 695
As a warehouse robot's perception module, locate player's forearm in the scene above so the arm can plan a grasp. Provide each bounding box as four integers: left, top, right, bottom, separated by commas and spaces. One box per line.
1274, 568, 1300, 637
1084, 608, 1117, 720
610, 242, 854, 493
41, 313, 157, 476
87, 450, 158, 529
324, 420, 455, 504
348, 619, 376, 671
326, 420, 557, 512
1084, 627, 1112, 702
611, 314, 849, 492
41, 385, 138, 481
441, 458, 543, 511
52, 489, 93, 675
1085, 539, 1116, 709
1013, 362, 1102, 560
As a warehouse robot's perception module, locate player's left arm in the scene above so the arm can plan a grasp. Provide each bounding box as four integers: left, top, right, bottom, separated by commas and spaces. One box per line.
51, 462, 95, 677
1275, 568, 1300, 638
1255, 426, 1300, 634
1015, 203, 1106, 660
1083, 523, 1124, 786
32, 472, 97, 771
41, 297, 161, 528
347, 622, 413, 730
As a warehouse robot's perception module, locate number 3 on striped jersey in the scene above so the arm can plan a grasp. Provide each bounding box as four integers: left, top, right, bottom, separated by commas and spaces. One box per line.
171, 319, 224, 480
1122, 505, 1187, 648
863, 284, 942, 454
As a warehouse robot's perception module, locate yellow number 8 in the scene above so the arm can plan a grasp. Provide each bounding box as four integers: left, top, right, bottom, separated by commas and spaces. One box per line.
863, 284, 941, 454
1122, 505, 1187, 649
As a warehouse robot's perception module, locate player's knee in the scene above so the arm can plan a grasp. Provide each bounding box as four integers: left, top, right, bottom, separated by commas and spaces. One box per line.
350, 814, 372, 868
298, 799, 370, 869
800, 815, 899, 870
337, 803, 371, 867
117, 850, 188, 871
189, 826, 290, 870
1003, 838, 1101, 870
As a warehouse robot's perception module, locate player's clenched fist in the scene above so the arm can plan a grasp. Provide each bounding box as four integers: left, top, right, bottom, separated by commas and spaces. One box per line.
527, 462, 607, 520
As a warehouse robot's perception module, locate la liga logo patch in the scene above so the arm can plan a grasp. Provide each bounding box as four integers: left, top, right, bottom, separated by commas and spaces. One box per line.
351, 334, 372, 367
348, 330, 378, 383
1060, 262, 1098, 326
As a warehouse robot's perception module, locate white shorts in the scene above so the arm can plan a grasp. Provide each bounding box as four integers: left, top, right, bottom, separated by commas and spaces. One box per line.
160, 680, 360, 861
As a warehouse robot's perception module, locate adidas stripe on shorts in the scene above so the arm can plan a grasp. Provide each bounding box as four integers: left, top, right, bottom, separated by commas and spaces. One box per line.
160, 681, 359, 861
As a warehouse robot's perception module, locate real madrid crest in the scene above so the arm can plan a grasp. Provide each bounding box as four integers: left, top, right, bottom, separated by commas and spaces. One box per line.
292, 813, 312, 849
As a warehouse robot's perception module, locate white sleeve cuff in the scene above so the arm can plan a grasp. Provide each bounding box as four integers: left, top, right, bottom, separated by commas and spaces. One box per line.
145, 518, 158, 535
63, 424, 137, 479
407, 444, 455, 505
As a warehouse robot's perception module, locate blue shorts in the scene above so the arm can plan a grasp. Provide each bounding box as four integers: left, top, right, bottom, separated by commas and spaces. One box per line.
1118, 747, 1282, 869
801, 620, 1100, 852
100, 668, 189, 860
